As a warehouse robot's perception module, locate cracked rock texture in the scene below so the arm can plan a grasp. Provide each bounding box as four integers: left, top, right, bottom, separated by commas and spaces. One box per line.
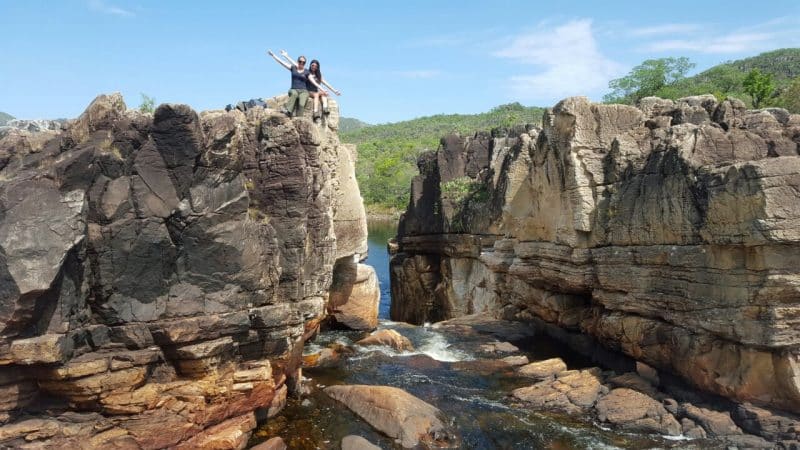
0, 93, 368, 448
390, 95, 800, 416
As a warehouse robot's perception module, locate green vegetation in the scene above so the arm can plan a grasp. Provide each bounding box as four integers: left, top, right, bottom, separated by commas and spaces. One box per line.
603, 57, 695, 104
339, 117, 371, 133
346, 48, 799, 214
774, 77, 800, 113
604, 48, 800, 111
441, 176, 489, 204
341, 102, 543, 210
743, 69, 775, 108
0, 111, 14, 126
139, 93, 156, 114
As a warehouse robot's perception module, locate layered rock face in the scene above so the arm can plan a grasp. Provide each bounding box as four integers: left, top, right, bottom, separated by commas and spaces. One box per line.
390, 95, 800, 414
0, 93, 368, 448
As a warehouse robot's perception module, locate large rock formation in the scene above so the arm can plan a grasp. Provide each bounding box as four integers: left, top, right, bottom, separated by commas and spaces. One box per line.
390, 95, 800, 416
0, 93, 368, 448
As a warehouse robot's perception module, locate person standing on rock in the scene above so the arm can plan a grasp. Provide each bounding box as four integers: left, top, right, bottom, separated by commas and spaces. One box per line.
306, 59, 341, 120
267, 49, 310, 117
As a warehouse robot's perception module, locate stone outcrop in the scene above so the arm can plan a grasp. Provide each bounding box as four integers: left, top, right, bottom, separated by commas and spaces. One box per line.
390, 94, 800, 419
328, 262, 380, 330
0, 93, 369, 448
356, 329, 414, 352
324, 384, 455, 448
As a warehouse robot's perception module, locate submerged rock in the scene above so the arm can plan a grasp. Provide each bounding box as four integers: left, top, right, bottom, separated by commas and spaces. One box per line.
324, 384, 456, 448
251, 436, 287, 450
341, 435, 382, 450
356, 329, 414, 352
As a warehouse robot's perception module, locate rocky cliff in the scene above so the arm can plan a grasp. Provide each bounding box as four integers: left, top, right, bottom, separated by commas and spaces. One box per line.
390, 95, 800, 415
0, 93, 370, 448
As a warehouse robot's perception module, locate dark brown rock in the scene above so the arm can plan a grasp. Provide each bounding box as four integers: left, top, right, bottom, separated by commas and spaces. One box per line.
0, 93, 367, 448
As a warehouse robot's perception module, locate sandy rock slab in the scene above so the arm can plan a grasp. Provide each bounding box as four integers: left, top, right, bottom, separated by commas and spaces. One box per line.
356, 329, 415, 352
324, 384, 456, 448
250, 436, 287, 450
342, 434, 382, 450
512, 368, 606, 415
595, 388, 681, 436
329, 263, 380, 330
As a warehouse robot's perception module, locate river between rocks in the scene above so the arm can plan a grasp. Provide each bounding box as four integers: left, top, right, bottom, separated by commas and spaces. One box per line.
249, 220, 706, 449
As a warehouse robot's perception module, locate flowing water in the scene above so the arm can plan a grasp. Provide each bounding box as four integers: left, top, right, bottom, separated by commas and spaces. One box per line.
251, 220, 702, 449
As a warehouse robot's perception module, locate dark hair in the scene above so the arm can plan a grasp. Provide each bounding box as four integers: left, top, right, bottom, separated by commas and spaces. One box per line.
309, 59, 322, 83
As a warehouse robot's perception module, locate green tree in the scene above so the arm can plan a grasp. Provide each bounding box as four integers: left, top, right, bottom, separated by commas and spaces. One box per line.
604, 57, 695, 104
139, 93, 156, 114
775, 76, 800, 113
743, 69, 775, 108
701, 64, 745, 93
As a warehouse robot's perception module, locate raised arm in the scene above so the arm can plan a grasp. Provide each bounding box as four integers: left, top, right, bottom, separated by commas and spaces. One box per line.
278, 50, 298, 68
321, 79, 341, 96
307, 74, 326, 92
267, 49, 292, 70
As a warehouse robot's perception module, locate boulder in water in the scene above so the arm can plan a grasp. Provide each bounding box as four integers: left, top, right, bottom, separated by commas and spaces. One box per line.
341, 435, 381, 450
324, 384, 455, 448
356, 329, 414, 352
517, 358, 567, 380
595, 388, 681, 436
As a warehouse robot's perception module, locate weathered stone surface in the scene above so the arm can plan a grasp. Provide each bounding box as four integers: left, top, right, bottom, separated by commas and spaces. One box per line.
517, 358, 567, 380
512, 368, 605, 414
595, 388, 681, 436
391, 95, 800, 417
0, 93, 368, 448
341, 434, 382, 450
251, 436, 287, 450
174, 413, 256, 450
328, 262, 380, 330
500, 355, 529, 366
680, 403, 743, 437
325, 384, 455, 448
356, 329, 414, 352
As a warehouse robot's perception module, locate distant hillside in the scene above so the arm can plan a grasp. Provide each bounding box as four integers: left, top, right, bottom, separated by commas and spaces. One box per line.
342, 102, 544, 210
723, 48, 800, 79
0, 112, 14, 126
607, 48, 800, 110
339, 117, 371, 133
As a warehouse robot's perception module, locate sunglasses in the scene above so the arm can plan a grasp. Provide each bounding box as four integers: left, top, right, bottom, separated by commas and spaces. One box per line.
298, 60, 306, 64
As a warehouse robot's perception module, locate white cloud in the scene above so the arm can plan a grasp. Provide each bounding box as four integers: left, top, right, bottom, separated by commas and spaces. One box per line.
88, 0, 135, 17
493, 19, 624, 101
644, 33, 776, 54
630, 23, 703, 37
640, 18, 800, 54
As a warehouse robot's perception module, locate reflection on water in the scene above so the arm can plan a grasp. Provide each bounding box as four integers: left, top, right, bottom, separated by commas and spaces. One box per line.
366, 219, 396, 319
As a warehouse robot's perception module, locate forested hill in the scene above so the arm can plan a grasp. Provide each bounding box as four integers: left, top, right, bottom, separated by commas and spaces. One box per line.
339, 117, 371, 133
605, 48, 800, 109
341, 103, 544, 211
0, 112, 14, 126
718, 48, 800, 79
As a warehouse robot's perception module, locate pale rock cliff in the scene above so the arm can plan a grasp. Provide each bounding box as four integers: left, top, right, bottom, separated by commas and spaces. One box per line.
0, 93, 370, 448
390, 95, 800, 415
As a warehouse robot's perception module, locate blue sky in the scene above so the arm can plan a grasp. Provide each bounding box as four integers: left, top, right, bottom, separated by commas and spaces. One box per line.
1, 0, 799, 123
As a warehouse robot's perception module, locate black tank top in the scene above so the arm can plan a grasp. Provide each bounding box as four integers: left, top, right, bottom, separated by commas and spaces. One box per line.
291, 67, 309, 90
